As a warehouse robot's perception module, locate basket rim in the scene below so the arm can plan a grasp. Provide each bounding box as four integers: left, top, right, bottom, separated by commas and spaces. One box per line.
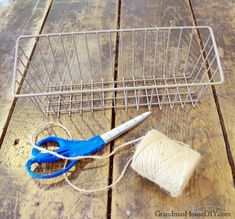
12, 25, 224, 97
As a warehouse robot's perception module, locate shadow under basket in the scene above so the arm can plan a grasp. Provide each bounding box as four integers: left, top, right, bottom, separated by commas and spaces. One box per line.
13, 26, 224, 118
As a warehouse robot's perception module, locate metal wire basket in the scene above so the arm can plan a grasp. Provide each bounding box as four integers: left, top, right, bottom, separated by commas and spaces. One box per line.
13, 26, 224, 117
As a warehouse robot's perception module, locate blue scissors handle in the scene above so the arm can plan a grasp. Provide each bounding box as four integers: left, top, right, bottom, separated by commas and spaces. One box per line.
26, 135, 106, 179
26, 158, 78, 179
31, 136, 84, 158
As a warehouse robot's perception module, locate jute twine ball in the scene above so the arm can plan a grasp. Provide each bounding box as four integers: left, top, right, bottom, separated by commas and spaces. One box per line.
131, 130, 201, 197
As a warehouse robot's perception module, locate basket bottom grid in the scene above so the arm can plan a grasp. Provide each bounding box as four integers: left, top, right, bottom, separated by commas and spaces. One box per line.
41, 80, 207, 117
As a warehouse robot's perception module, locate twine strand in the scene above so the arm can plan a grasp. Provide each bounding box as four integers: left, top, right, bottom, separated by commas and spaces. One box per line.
29, 123, 201, 197
29, 122, 142, 193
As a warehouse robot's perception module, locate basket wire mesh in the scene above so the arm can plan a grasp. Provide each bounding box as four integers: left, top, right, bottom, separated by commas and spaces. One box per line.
13, 26, 224, 117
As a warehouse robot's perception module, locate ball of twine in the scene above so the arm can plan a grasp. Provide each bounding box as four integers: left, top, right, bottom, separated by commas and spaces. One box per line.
131, 130, 201, 197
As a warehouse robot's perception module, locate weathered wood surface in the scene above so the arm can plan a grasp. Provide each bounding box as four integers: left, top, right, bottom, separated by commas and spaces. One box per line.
0, 0, 51, 138
110, 0, 235, 218
1, 0, 235, 218
0, 0, 117, 218
191, 0, 235, 181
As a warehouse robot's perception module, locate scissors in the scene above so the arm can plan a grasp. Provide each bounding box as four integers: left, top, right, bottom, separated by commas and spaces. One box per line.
26, 111, 151, 179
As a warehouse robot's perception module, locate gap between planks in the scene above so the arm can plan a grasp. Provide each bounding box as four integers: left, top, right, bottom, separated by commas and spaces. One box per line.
0, 0, 54, 149
107, 0, 122, 218
188, 0, 235, 185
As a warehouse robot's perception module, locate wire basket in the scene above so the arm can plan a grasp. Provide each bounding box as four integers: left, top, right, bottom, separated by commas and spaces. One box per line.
13, 26, 224, 117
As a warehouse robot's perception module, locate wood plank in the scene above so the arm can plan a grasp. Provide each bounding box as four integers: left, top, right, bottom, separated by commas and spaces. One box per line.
190, 0, 235, 181
0, 0, 51, 137
111, 0, 235, 218
0, 0, 117, 218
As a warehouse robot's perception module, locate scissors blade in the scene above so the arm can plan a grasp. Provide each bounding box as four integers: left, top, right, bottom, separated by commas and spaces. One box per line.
100, 111, 151, 144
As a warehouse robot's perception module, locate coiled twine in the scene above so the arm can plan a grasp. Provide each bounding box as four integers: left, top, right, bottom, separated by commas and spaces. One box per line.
131, 130, 201, 197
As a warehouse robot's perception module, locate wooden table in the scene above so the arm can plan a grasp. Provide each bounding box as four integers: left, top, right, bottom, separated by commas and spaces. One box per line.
0, 0, 234, 218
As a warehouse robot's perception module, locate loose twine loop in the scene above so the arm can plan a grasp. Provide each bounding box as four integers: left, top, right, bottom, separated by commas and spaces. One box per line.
29, 123, 201, 197
29, 122, 143, 193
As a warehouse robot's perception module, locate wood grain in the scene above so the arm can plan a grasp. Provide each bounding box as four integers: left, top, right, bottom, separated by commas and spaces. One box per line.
0, 0, 117, 218
190, 0, 235, 180
110, 0, 235, 218
0, 0, 51, 137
